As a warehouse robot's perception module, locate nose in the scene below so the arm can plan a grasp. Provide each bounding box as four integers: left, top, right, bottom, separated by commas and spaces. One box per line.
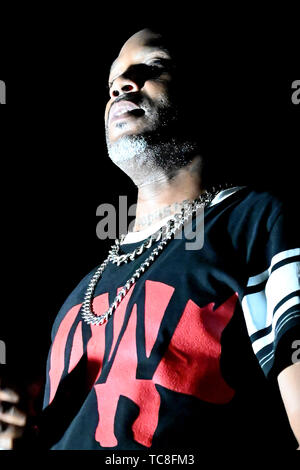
110, 74, 140, 98
109, 64, 151, 99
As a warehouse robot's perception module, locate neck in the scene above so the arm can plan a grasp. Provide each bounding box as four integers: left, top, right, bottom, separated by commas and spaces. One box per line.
132, 155, 204, 232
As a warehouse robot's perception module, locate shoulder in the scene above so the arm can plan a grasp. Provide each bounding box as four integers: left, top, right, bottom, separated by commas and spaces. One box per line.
233, 186, 297, 229
216, 186, 287, 229
226, 186, 283, 209
208, 186, 294, 264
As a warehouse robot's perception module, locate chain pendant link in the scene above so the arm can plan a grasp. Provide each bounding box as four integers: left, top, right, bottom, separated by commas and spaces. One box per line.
80, 190, 219, 326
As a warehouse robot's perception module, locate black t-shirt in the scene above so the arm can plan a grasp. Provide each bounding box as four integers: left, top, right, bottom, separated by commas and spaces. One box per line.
39, 187, 300, 450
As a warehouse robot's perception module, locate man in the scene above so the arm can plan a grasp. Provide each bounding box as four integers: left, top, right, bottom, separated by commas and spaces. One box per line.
1, 28, 299, 450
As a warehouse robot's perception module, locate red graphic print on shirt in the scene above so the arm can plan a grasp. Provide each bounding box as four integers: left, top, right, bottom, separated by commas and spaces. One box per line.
48, 280, 238, 448
93, 281, 238, 447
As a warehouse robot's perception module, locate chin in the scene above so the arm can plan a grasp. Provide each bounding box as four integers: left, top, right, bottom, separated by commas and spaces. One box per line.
109, 128, 147, 144
108, 117, 156, 143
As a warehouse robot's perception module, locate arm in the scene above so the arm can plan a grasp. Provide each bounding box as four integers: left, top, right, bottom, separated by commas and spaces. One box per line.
277, 362, 300, 450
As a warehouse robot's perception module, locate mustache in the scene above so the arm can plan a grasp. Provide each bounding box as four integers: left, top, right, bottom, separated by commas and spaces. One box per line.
108, 92, 146, 119
111, 91, 143, 106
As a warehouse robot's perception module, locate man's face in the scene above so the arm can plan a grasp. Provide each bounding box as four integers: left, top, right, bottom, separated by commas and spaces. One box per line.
105, 29, 175, 145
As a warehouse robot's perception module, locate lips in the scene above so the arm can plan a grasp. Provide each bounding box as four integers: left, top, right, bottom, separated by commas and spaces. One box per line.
109, 100, 142, 124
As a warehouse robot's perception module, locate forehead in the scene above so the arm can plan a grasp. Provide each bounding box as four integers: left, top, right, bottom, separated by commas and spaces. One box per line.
109, 29, 170, 76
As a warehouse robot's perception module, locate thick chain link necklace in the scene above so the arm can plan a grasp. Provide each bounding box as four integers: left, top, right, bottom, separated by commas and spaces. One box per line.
80, 189, 220, 326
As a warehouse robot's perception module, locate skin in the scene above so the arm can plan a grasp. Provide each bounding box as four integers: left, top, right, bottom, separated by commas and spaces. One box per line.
278, 363, 300, 449
105, 28, 205, 232
0, 28, 299, 450
105, 29, 173, 144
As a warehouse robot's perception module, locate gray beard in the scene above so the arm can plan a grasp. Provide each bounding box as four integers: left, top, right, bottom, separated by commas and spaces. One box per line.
106, 132, 199, 187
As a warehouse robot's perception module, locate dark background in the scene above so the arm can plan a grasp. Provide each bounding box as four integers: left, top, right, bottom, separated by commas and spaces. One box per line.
0, 13, 299, 423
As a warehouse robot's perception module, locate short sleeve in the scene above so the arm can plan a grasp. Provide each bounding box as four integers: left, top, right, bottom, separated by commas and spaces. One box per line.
241, 196, 300, 380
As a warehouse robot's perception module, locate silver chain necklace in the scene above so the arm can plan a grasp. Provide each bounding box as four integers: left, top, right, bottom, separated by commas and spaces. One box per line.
80, 189, 219, 326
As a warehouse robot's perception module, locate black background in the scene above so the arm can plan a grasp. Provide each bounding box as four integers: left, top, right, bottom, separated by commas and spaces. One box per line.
0, 9, 299, 440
